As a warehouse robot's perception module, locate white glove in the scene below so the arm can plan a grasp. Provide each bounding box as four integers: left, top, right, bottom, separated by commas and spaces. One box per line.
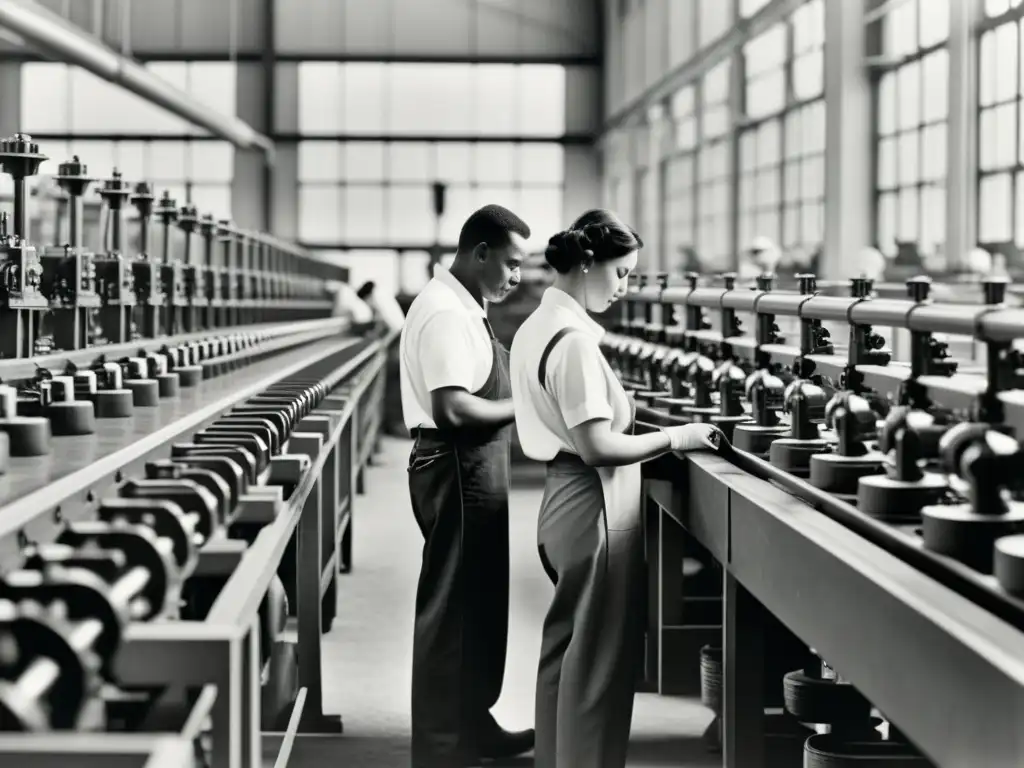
661, 423, 722, 453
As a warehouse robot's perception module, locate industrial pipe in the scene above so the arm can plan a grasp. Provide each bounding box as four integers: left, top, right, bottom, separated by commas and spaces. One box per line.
0, 0, 274, 156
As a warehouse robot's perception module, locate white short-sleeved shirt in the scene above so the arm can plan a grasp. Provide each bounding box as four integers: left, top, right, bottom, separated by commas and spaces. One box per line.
510, 288, 634, 461
399, 265, 495, 430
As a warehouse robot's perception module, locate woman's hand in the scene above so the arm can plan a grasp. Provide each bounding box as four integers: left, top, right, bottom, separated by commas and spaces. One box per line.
661, 423, 723, 453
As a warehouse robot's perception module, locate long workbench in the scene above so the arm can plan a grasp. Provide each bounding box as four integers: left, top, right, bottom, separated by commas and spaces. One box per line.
641, 424, 1024, 768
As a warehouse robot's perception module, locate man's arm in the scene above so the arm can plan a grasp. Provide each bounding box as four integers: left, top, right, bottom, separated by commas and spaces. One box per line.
431, 387, 515, 430
420, 311, 515, 430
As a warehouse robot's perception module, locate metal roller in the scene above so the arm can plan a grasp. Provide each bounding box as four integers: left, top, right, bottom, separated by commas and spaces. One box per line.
0, 598, 103, 731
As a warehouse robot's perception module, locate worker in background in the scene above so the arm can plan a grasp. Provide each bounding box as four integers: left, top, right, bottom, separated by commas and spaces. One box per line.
399, 204, 535, 766
327, 280, 376, 334
738, 235, 782, 279
356, 280, 406, 334
357, 280, 407, 437
509, 209, 721, 768
854, 247, 888, 282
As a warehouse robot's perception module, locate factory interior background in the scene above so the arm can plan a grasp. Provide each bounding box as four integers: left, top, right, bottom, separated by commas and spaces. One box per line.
8, 0, 1011, 297
0, 1, 1021, 767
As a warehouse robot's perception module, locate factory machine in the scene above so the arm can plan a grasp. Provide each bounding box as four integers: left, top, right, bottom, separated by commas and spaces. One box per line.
0, 135, 390, 768
606, 270, 1024, 768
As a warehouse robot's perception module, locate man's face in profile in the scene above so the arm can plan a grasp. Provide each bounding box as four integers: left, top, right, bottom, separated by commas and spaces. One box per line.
479, 232, 527, 304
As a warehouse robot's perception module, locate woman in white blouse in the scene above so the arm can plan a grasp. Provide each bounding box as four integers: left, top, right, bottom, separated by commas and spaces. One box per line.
509, 209, 721, 768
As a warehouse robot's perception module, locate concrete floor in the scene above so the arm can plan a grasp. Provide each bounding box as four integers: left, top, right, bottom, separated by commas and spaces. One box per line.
280, 436, 717, 767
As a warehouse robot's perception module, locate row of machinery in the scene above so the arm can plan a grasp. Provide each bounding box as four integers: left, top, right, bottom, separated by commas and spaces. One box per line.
0, 137, 388, 768
606, 270, 1024, 767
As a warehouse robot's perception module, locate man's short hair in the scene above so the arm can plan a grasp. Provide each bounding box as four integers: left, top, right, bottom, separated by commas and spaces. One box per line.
356, 280, 375, 300
457, 204, 531, 253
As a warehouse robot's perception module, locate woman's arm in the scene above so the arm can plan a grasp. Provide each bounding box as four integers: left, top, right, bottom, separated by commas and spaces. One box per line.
569, 418, 672, 467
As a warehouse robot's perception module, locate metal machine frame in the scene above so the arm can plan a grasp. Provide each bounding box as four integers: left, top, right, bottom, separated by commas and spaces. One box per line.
608, 273, 1024, 768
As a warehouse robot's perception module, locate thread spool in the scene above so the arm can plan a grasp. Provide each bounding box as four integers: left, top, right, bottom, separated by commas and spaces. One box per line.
94, 362, 134, 418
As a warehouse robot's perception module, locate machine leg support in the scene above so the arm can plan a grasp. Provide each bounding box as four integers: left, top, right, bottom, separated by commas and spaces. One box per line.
723, 572, 767, 768
339, 520, 352, 574
294, 707, 344, 735
321, 575, 337, 634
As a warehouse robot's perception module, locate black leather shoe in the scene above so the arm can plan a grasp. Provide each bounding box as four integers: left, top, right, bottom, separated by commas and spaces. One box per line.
475, 727, 535, 761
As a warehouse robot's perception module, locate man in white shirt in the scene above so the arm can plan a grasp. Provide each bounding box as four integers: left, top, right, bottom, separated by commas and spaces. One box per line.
399, 204, 535, 766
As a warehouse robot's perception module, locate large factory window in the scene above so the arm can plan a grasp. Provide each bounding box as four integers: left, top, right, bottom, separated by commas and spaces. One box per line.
695, 60, 732, 270
739, 0, 825, 265
698, 0, 731, 47
740, 0, 772, 17
19, 62, 235, 222
872, 0, 949, 263
976, 1, 1024, 266
296, 63, 566, 138
663, 85, 698, 272
22, 138, 234, 223
296, 140, 564, 250
21, 62, 237, 136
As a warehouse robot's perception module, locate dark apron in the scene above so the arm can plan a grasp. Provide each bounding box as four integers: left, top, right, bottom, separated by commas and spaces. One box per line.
408, 317, 511, 767
534, 327, 644, 768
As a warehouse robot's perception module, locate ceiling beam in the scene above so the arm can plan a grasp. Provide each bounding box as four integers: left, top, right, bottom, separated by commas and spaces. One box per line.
0, 0, 274, 155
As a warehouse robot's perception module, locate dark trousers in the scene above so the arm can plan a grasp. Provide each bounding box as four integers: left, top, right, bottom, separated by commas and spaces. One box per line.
409, 436, 511, 767
535, 457, 645, 768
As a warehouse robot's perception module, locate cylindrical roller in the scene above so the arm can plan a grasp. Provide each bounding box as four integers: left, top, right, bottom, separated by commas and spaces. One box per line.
96, 498, 197, 576
995, 535, 1024, 595
769, 438, 829, 478
857, 473, 948, 522
172, 443, 258, 484
164, 346, 202, 387
143, 353, 179, 398
122, 358, 159, 407
0, 602, 99, 730
782, 669, 872, 725
144, 462, 231, 525
195, 431, 270, 473
213, 417, 280, 454
0, 385, 50, 456
809, 451, 886, 496
43, 377, 95, 436
732, 423, 787, 456
922, 503, 1024, 574
228, 408, 290, 439
59, 524, 172, 618
163, 455, 245, 511
803, 733, 935, 767
0, 565, 124, 673
93, 363, 133, 418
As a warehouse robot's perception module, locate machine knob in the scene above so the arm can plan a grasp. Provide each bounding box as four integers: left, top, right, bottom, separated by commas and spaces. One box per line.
983, 277, 1008, 306
906, 276, 931, 302
797, 273, 817, 295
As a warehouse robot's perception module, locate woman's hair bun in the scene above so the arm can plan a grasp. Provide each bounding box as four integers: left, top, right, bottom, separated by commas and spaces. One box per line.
544, 228, 596, 274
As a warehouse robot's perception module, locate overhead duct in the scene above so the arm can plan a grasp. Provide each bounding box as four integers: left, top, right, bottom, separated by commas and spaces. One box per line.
0, 0, 274, 157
